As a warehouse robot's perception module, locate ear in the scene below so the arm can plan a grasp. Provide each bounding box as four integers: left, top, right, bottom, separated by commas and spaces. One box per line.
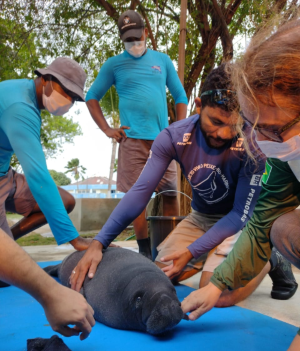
41, 76, 47, 87
144, 27, 148, 38
195, 97, 201, 114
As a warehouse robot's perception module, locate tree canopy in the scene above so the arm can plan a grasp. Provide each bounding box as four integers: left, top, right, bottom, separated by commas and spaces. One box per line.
49, 169, 72, 186
1, 0, 297, 120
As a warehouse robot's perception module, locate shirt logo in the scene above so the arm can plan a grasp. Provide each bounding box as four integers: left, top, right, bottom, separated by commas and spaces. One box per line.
183, 133, 191, 142
250, 174, 262, 186
230, 137, 244, 151
151, 65, 162, 74
241, 188, 256, 222
188, 164, 229, 204
177, 133, 192, 146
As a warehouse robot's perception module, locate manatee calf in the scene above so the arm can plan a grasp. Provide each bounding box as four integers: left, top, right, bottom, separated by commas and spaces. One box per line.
45, 247, 185, 335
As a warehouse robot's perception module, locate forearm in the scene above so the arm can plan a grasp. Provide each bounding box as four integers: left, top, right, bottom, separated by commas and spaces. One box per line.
94, 185, 154, 247
86, 99, 110, 133
175, 103, 187, 121
0, 229, 59, 305
188, 211, 243, 258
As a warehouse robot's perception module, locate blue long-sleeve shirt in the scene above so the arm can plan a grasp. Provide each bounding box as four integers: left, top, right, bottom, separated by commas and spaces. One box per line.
94, 115, 266, 258
0, 79, 79, 245
86, 49, 188, 140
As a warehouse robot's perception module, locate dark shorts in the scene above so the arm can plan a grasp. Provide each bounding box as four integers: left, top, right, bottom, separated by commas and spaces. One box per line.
117, 138, 177, 195
0, 168, 36, 238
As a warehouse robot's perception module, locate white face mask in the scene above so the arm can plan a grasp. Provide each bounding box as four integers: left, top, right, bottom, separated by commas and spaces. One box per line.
256, 134, 300, 162
124, 40, 146, 58
43, 81, 73, 116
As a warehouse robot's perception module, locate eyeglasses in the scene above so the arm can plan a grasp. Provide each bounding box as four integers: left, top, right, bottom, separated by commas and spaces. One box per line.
240, 111, 300, 143
201, 89, 236, 105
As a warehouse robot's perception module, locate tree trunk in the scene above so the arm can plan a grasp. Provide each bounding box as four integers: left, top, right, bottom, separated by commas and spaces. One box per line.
107, 139, 117, 198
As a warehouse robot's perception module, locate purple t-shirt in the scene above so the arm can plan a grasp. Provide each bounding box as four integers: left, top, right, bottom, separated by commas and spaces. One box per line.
95, 115, 266, 258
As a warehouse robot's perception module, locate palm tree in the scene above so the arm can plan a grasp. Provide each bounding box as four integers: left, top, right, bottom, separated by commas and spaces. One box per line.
65, 158, 86, 193
101, 86, 120, 199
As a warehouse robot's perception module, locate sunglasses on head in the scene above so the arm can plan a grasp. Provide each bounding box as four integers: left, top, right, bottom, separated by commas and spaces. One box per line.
200, 89, 236, 105
240, 111, 300, 143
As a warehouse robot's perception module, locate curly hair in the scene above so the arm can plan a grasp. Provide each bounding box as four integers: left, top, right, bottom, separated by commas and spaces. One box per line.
200, 63, 239, 112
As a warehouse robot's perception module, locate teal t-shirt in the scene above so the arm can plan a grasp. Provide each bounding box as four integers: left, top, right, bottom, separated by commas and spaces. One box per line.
86, 49, 188, 140
0, 79, 79, 245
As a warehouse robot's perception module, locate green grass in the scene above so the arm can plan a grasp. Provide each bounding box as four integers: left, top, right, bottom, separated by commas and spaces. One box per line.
6, 213, 23, 221
16, 234, 57, 246
16, 228, 136, 246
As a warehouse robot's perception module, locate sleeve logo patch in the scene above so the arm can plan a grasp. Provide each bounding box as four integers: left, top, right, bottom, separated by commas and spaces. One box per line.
250, 174, 262, 186
183, 133, 191, 142
262, 161, 272, 184
177, 133, 192, 146
230, 137, 244, 151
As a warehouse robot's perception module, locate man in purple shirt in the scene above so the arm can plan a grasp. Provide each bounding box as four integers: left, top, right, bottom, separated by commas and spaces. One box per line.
70, 65, 296, 305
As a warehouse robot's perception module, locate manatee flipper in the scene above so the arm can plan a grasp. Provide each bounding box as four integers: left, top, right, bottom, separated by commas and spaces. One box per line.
43, 264, 61, 277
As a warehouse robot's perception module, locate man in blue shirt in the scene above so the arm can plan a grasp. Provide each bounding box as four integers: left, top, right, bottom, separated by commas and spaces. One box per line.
0, 58, 91, 287
71, 64, 297, 304
85, 10, 188, 258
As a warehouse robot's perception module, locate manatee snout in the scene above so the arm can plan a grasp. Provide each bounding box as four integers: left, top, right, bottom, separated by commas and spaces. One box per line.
145, 293, 184, 335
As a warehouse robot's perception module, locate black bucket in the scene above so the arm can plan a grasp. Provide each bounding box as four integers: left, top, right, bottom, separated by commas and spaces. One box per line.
146, 215, 186, 261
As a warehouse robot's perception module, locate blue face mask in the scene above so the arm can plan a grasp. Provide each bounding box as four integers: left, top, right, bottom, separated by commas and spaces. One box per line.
124, 40, 146, 58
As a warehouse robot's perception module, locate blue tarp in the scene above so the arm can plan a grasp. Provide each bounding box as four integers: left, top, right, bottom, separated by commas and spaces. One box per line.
0, 261, 297, 351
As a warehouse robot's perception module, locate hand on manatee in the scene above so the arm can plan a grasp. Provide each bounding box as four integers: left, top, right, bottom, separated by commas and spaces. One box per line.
43, 284, 95, 340
160, 248, 193, 280
181, 282, 222, 321
70, 240, 103, 292
69, 236, 93, 251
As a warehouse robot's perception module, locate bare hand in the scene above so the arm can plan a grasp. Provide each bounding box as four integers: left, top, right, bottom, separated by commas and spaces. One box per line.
43, 284, 95, 340
181, 282, 222, 321
70, 237, 93, 251
105, 126, 130, 143
70, 240, 103, 292
160, 248, 193, 280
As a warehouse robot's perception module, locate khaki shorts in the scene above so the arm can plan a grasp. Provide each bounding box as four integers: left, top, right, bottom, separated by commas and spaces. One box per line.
0, 168, 36, 238
117, 138, 177, 195
155, 209, 242, 272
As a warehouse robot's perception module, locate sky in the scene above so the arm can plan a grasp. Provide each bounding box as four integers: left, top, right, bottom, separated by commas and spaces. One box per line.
46, 103, 117, 182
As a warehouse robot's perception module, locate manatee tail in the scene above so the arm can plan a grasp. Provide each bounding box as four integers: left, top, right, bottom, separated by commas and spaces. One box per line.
43, 264, 61, 277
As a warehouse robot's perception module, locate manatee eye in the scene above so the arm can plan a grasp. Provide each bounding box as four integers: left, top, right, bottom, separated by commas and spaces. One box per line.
135, 296, 142, 308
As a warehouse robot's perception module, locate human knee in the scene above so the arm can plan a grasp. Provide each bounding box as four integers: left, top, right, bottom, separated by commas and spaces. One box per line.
271, 220, 300, 260
62, 191, 76, 213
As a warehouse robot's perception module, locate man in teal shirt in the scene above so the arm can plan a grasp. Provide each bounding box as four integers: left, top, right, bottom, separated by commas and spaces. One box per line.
86, 10, 188, 258
0, 57, 91, 287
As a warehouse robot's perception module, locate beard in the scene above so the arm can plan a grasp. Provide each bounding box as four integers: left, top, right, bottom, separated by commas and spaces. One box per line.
199, 114, 232, 149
